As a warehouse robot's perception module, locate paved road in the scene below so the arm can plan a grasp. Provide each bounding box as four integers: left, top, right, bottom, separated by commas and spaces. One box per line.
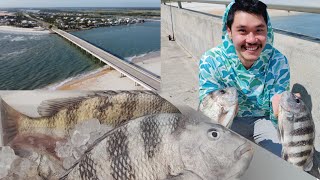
53, 28, 161, 91
23, 13, 51, 29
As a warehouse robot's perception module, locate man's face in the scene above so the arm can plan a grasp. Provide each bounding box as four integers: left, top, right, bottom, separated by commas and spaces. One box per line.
227, 11, 267, 69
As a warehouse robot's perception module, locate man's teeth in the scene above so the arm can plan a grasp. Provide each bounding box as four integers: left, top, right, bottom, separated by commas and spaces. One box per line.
245, 46, 258, 51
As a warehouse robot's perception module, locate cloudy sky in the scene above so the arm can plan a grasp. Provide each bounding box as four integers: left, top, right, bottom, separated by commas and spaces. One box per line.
0, 0, 160, 8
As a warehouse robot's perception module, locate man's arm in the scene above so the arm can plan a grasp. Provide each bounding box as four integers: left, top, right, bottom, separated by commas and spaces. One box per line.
199, 54, 224, 103
270, 56, 290, 117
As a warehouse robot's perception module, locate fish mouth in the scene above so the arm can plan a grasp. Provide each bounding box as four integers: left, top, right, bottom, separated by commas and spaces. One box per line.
234, 141, 253, 160
222, 103, 237, 113
220, 103, 238, 127
223, 141, 253, 180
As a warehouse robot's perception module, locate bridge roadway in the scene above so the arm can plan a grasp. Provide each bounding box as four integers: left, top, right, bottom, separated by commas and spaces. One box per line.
52, 28, 161, 91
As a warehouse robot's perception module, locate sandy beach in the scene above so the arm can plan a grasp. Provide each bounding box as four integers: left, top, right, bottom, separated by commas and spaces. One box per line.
50, 51, 160, 90
0, 25, 50, 34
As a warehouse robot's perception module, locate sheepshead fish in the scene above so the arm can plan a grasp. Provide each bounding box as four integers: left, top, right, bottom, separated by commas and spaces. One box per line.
198, 87, 238, 128
278, 91, 315, 171
0, 91, 180, 150
60, 113, 253, 180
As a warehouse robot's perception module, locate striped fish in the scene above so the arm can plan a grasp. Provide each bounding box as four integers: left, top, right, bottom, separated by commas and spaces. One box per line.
278, 91, 314, 171
60, 113, 253, 180
199, 87, 238, 128
0, 91, 180, 155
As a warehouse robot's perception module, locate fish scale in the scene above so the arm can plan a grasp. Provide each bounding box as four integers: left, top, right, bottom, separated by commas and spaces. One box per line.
140, 116, 162, 158
107, 128, 135, 180
78, 153, 98, 180
60, 113, 254, 180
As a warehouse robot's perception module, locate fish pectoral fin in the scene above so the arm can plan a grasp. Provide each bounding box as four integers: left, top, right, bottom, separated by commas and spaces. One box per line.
38, 95, 92, 117
303, 149, 314, 172
304, 158, 314, 172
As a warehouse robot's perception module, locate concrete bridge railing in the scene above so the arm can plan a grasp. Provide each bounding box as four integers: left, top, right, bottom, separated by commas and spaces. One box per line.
161, 4, 320, 148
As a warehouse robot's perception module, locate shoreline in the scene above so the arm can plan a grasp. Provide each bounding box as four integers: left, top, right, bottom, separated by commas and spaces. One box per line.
65, 20, 160, 33
0, 25, 50, 34
45, 51, 160, 90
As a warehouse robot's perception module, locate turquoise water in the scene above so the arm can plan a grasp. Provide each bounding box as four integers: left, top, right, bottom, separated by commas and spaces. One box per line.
71, 21, 160, 60
0, 21, 160, 90
271, 13, 320, 39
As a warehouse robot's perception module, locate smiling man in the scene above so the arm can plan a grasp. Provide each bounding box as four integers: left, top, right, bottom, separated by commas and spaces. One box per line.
199, 0, 290, 157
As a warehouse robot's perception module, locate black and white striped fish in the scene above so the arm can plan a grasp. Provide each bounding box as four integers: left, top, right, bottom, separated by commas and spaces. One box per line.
0, 90, 180, 153
278, 91, 315, 171
60, 113, 253, 180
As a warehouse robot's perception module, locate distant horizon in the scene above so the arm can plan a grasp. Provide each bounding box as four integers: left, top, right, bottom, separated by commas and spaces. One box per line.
0, 7, 160, 9
0, 0, 159, 8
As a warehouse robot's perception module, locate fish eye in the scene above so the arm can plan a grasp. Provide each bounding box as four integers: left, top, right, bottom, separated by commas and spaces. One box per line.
219, 89, 226, 94
207, 128, 220, 140
295, 98, 300, 103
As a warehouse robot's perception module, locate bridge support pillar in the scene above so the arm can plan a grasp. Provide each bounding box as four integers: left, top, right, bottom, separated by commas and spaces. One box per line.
134, 82, 140, 86
120, 73, 126, 78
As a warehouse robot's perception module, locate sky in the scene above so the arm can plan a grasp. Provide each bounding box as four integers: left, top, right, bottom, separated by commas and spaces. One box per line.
0, 0, 160, 8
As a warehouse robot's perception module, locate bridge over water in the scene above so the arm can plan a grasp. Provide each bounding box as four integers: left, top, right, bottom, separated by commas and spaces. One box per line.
52, 28, 161, 91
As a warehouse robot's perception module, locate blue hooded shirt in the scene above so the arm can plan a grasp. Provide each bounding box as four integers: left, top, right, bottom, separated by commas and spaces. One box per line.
199, 1, 290, 123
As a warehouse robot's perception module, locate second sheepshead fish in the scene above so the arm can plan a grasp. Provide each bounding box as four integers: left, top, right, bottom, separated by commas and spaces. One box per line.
60, 113, 253, 180
199, 87, 238, 128
0, 91, 180, 146
278, 91, 315, 171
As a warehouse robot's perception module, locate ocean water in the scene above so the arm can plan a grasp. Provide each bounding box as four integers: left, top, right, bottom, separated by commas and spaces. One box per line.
0, 21, 160, 90
71, 21, 160, 61
271, 13, 320, 39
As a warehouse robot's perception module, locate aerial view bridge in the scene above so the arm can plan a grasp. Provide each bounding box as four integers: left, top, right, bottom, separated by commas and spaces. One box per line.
52, 28, 161, 91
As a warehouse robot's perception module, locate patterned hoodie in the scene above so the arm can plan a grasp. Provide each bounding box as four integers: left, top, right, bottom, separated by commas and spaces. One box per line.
199, 1, 290, 123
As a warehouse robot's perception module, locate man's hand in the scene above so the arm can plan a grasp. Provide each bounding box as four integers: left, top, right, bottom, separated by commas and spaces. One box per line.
272, 92, 301, 117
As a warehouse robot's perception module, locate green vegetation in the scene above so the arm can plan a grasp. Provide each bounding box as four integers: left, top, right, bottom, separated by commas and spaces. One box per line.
95, 10, 160, 17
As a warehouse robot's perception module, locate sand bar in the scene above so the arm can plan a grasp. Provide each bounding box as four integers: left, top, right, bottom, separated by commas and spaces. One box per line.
49, 51, 160, 90
0, 26, 50, 34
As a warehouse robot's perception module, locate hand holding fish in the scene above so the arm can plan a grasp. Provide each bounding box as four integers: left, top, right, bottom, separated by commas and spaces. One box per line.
272, 92, 301, 117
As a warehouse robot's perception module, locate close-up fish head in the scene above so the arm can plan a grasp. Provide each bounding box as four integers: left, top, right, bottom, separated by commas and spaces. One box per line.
179, 121, 253, 180
199, 87, 239, 128
212, 87, 238, 111
279, 91, 309, 117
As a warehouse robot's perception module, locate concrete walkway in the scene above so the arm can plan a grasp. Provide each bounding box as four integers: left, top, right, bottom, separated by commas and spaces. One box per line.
160, 28, 199, 110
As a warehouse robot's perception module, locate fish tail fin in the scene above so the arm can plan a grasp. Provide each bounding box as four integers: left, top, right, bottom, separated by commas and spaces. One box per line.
0, 97, 23, 145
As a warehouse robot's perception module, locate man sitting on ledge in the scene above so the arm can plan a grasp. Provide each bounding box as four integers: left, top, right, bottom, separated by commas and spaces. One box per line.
199, 0, 290, 157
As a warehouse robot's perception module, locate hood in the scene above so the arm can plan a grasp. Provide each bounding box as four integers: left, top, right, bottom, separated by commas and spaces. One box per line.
221, 1, 274, 75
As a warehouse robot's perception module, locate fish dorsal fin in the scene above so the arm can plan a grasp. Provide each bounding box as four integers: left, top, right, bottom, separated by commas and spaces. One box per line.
38, 95, 92, 117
